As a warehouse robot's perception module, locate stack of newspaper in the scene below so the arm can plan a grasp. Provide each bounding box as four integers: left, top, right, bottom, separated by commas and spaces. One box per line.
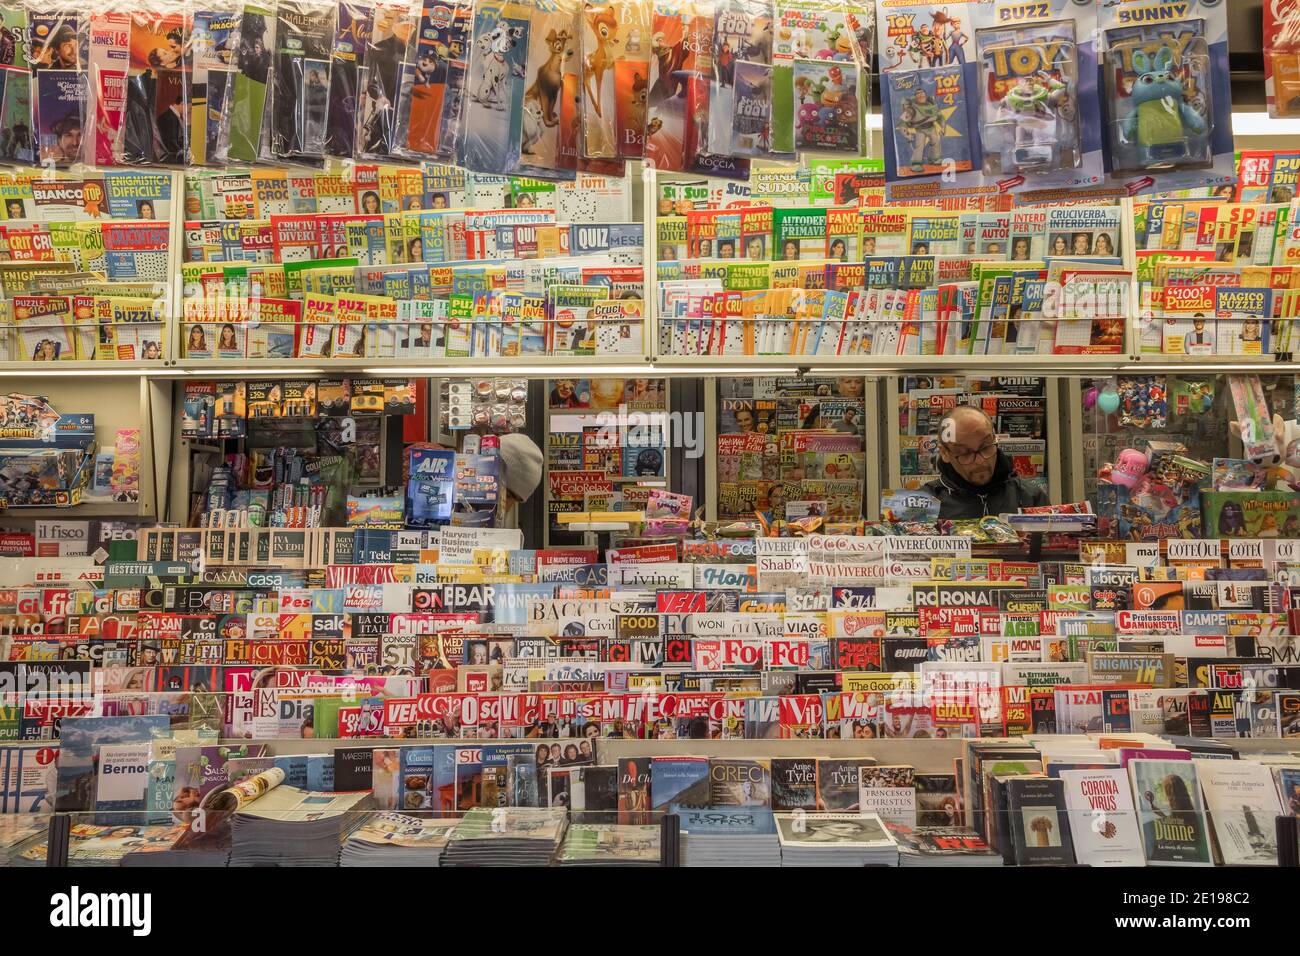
0, 817, 49, 866
682, 831, 781, 867
340, 812, 457, 866
775, 813, 900, 867
441, 807, 568, 867
42, 823, 189, 867
680, 809, 781, 866
558, 823, 660, 866
888, 825, 1004, 867
230, 787, 374, 866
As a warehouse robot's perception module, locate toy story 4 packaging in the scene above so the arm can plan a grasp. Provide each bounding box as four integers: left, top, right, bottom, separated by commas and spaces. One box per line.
875, 0, 1104, 201
1096, 0, 1234, 196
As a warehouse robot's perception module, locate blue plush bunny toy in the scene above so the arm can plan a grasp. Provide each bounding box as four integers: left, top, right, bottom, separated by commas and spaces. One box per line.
1120, 46, 1206, 166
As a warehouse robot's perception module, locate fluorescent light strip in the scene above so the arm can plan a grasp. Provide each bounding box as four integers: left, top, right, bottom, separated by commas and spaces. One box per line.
1231, 112, 1300, 137
179, 368, 326, 376
1121, 364, 1293, 373
0, 368, 156, 377
366, 365, 799, 376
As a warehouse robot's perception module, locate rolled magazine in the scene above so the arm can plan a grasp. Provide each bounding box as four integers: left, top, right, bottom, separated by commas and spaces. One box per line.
201, 767, 286, 813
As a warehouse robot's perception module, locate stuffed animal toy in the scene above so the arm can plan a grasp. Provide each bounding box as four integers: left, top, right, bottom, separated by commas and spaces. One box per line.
1229, 413, 1300, 491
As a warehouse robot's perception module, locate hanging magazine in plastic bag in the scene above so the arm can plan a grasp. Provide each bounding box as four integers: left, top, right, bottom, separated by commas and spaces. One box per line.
0, 5, 35, 166
262, 0, 335, 165
29, 9, 87, 168
355, 0, 418, 160
190, 3, 243, 166
226, 2, 277, 163
325, 0, 373, 157
117, 7, 192, 167
395, 0, 471, 164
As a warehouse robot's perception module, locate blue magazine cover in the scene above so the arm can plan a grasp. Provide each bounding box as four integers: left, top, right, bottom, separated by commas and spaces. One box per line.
884, 64, 975, 179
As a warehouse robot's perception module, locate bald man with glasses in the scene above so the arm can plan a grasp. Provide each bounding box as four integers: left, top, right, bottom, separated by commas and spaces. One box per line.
922, 405, 1049, 519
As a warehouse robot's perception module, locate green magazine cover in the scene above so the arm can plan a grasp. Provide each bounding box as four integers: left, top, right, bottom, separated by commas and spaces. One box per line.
228, 4, 277, 162
1202, 490, 1300, 538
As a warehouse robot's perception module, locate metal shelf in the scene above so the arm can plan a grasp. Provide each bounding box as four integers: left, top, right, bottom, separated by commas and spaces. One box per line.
0, 353, 1289, 379
0, 503, 144, 519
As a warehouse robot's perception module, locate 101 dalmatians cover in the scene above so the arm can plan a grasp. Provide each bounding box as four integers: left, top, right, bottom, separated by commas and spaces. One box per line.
460, 0, 531, 174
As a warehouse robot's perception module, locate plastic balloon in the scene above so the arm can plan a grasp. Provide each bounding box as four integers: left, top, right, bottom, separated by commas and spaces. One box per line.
1097, 387, 1120, 415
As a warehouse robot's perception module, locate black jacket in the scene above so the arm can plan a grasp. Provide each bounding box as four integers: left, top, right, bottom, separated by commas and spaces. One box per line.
921, 451, 1049, 519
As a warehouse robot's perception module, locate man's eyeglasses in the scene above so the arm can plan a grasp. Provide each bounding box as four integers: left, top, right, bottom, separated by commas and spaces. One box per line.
943, 441, 998, 465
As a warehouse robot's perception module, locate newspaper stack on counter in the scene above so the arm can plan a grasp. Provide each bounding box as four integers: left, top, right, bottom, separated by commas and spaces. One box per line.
681, 831, 781, 867
775, 813, 900, 867
441, 808, 568, 867
557, 824, 661, 866
0, 817, 50, 867
887, 824, 1005, 867
230, 776, 374, 867
680, 808, 781, 867
340, 812, 457, 867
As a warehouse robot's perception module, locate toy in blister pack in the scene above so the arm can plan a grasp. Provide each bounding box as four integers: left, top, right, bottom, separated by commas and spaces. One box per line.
876, 1, 1103, 200
325, 1, 374, 159
976, 20, 1079, 177
514, 0, 580, 179
1103, 30, 1209, 174
189, 6, 243, 166
708, 0, 772, 159
0, 6, 35, 167
792, 59, 859, 154
402, 0, 472, 162
1097, 0, 1234, 195
267, 1, 336, 165
1228, 374, 1281, 465
1170, 376, 1214, 417
884, 64, 972, 178
1265, 0, 1300, 118
459, 0, 530, 173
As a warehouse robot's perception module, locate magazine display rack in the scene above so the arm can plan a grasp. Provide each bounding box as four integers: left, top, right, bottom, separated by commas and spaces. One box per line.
0, 164, 1292, 379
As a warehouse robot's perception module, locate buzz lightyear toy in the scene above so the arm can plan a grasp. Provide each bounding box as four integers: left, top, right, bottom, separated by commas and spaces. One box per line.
1119, 46, 1206, 167
1001, 70, 1072, 170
